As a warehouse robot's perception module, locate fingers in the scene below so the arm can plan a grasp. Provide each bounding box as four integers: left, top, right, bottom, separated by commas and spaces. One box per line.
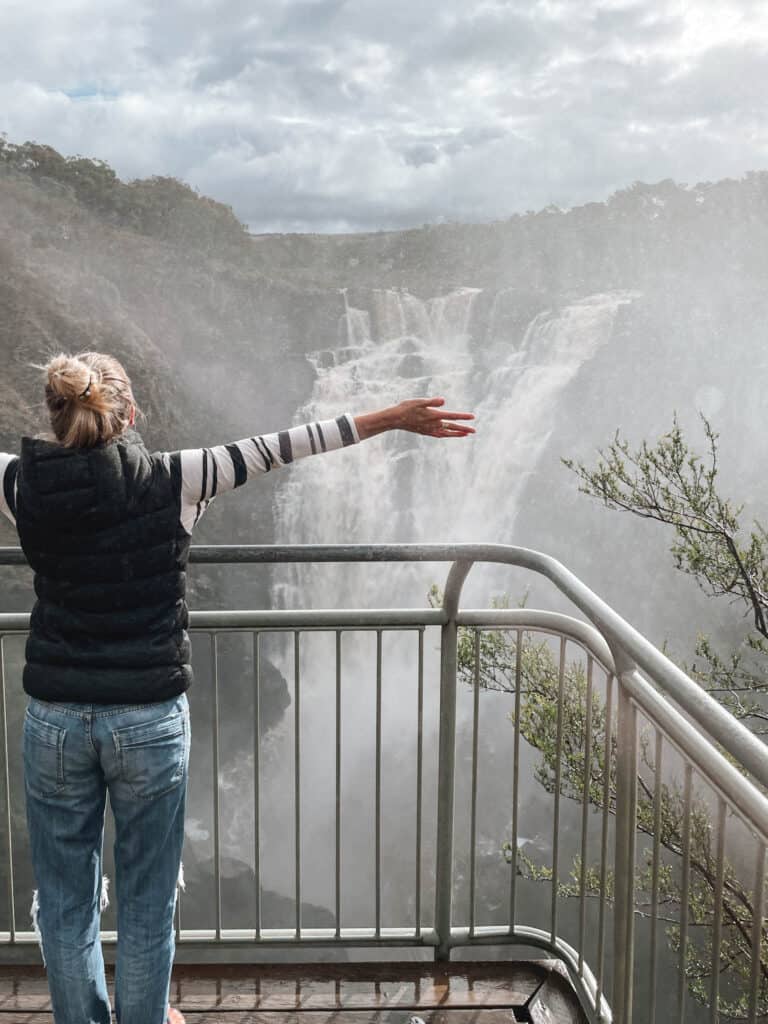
425, 399, 474, 418
403, 397, 476, 436
413, 397, 475, 418
430, 423, 475, 436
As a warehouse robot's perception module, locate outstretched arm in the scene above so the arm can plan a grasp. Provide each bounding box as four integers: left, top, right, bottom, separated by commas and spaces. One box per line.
168, 412, 361, 533
354, 397, 476, 440
168, 397, 475, 534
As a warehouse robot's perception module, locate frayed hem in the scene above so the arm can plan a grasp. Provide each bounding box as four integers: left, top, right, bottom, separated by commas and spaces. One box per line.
173, 861, 186, 917
100, 874, 110, 912
30, 890, 46, 968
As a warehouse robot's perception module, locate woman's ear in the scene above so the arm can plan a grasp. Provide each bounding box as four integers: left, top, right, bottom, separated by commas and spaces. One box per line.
129, 404, 136, 427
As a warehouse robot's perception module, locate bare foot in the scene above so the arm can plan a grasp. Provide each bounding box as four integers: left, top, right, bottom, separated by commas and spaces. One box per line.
166, 1009, 186, 1024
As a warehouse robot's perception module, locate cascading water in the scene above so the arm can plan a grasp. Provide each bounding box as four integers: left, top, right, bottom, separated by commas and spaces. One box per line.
274, 285, 641, 605
228, 285, 641, 928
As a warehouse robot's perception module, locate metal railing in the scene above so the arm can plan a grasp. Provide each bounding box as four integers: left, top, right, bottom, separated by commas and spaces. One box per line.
0, 543, 765, 1024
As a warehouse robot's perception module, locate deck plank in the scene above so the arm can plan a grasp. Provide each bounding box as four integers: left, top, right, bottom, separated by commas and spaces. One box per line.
0, 961, 587, 1022
7, 1015, 579, 1024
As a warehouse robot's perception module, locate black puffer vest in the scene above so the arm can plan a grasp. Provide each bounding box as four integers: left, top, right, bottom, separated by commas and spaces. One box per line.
15, 428, 193, 703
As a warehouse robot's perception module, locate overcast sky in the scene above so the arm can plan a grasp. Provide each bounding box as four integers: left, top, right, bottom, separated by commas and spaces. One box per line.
1, 0, 767, 233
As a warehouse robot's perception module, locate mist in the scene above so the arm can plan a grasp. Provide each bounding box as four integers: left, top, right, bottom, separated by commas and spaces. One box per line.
1, 140, 767, 1015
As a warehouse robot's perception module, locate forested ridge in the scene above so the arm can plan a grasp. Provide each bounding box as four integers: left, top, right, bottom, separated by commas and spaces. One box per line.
4, 135, 768, 295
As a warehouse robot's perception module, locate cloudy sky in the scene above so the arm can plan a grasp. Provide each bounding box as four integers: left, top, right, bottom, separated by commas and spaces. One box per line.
1, 0, 767, 233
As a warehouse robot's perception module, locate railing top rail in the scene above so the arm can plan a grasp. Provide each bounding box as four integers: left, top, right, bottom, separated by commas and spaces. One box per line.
1, 542, 767, 793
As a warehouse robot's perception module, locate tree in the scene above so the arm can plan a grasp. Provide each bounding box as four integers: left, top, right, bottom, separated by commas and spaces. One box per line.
0, 137, 249, 254
562, 412, 768, 734
427, 413, 768, 1019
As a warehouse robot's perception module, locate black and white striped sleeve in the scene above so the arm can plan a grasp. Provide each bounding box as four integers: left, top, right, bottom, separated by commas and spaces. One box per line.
0, 454, 18, 529
170, 413, 361, 534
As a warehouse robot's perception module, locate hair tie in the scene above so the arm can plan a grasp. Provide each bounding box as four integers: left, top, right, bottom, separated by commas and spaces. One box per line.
79, 376, 93, 400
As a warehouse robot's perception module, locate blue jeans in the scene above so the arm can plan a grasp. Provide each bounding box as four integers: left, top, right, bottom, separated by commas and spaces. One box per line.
22, 692, 190, 1024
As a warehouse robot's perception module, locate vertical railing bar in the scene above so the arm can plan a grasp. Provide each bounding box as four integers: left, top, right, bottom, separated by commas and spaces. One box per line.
253, 630, 261, 940
613, 677, 638, 1021
434, 557, 473, 961
375, 628, 382, 938
509, 628, 523, 934
0, 637, 15, 943
335, 629, 342, 938
626, 704, 638, 1015
677, 764, 693, 1024
596, 671, 614, 1020
649, 730, 663, 1024
578, 653, 594, 975
627, 703, 638, 1018
551, 636, 567, 944
709, 798, 726, 1024
415, 628, 424, 939
747, 842, 766, 1024
468, 628, 480, 938
294, 630, 301, 939
211, 632, 222, 941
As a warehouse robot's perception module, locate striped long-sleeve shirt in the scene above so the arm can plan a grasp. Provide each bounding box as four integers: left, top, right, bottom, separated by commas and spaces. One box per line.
0, 412, 361, 535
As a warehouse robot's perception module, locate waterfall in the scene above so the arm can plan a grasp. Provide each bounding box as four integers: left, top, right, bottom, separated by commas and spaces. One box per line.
273, 286, 640, 606
227, 285, 641, 923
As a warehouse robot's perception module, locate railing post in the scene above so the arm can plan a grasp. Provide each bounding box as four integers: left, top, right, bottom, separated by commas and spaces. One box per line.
613, 669, 638, 1024
434, 559, 473, 962
0, 639, 15, 944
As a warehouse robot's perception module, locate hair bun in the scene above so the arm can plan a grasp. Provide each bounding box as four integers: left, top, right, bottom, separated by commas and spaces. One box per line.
35, 349, 134, 447
46, 354, 96, 403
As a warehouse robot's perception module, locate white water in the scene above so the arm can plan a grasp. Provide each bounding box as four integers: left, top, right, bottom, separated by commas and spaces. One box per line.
220, 285, 641, 920
273, 285, 640, 604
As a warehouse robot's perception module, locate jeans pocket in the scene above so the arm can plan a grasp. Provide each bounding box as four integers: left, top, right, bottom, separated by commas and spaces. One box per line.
112, 707, 189, 801
23, 709, 67, 798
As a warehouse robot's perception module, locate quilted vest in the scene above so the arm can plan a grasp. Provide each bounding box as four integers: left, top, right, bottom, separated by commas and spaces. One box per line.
14, 427, 193, 703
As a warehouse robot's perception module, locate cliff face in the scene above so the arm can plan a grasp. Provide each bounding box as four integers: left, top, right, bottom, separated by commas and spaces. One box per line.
0, 149, 347, 609
0, 157, 339, 452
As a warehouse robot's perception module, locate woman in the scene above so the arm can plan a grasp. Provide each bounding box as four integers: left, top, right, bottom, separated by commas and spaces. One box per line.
0, 350, 475, 1024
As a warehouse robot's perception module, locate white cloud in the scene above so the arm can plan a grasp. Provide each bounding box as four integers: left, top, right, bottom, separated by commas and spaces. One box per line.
1, 0, 767, 232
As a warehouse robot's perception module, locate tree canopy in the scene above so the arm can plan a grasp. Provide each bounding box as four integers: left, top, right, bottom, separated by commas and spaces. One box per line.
0, 135, 249, 254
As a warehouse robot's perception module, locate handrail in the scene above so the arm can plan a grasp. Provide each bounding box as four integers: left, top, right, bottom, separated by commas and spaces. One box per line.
1, 600, 763, 843
1, 540, 767, 1022
1, 541, 765, 791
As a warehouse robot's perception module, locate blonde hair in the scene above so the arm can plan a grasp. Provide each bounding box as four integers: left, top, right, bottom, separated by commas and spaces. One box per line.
35, 351, 138, 448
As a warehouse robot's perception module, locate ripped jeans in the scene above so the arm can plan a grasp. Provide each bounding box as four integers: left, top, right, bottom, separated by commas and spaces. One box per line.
22, 692, 190, 1024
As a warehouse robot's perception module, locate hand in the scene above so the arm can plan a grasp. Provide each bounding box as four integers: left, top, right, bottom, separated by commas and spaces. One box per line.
395, 397, 475, 437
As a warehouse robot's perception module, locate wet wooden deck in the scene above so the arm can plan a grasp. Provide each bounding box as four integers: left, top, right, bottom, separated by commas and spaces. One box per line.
0, 960, 587, 1023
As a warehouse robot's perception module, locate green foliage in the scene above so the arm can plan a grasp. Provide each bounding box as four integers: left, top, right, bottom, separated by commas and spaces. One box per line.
562, 412, 768, 734
0, 135, 249, 254
692, 632, 768, 737
561, 412, 767, 636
